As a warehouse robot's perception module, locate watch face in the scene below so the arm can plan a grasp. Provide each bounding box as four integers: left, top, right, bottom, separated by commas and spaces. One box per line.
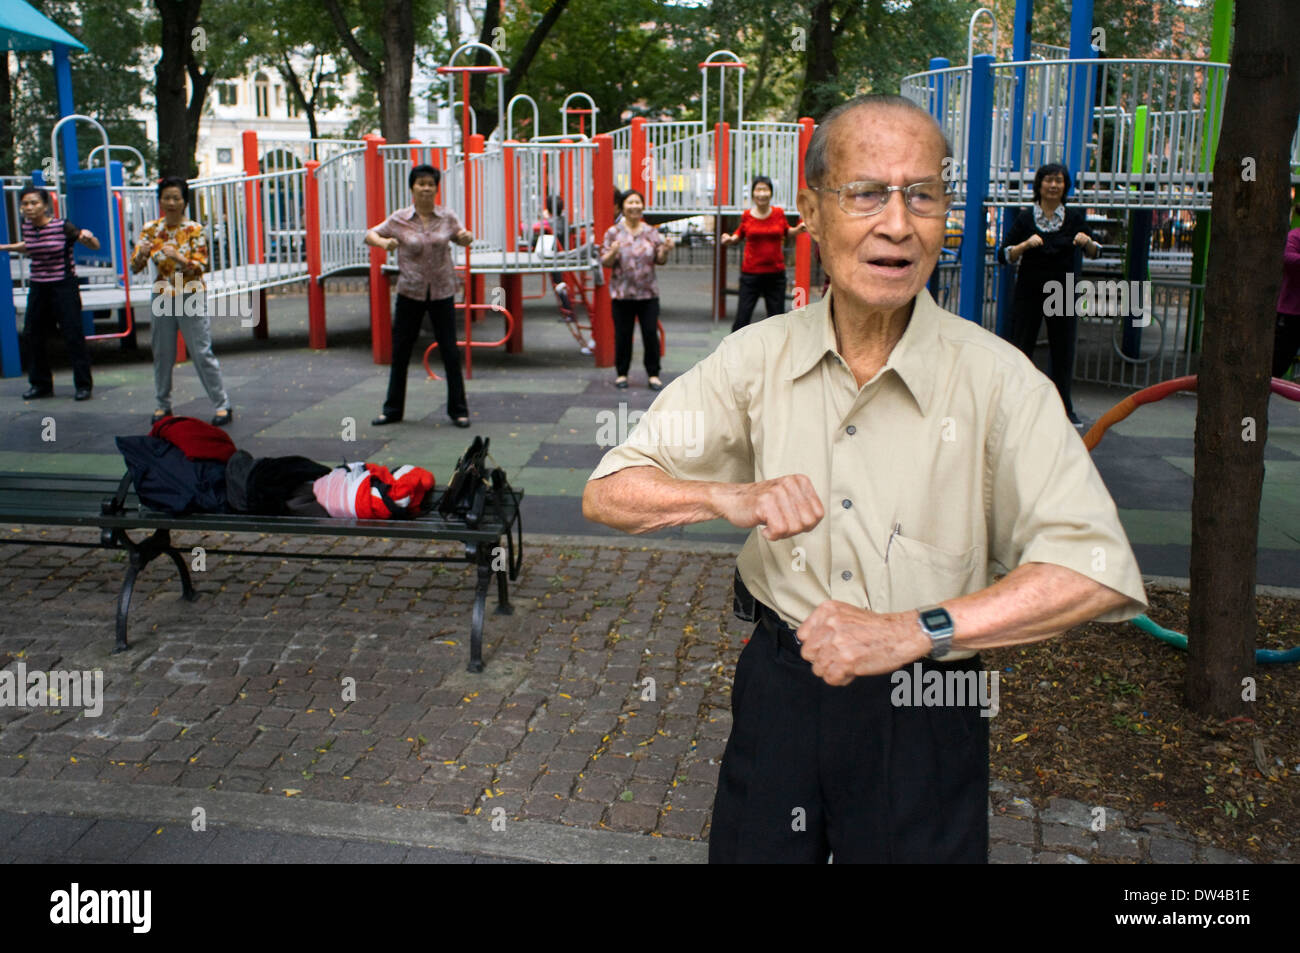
921, 607, 951, 630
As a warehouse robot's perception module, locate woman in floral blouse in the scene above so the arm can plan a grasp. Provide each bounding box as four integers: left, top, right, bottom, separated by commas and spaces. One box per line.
130, 176, 233, 426
599, 190, 674, 390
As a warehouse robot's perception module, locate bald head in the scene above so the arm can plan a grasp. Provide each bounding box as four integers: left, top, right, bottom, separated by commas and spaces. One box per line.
804, 95, 951, 189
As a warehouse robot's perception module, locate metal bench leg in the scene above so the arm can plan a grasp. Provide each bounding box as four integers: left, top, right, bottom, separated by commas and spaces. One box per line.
115, 561, 140, 653
495, 568, 514, 616
469, 559, 490, 673
165, 546, 199, 602
110, 528, 197, 653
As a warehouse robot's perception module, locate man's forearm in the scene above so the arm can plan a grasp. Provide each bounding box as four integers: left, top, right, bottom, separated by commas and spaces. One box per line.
582, 466, 723, 534
945, 561, 1134, 651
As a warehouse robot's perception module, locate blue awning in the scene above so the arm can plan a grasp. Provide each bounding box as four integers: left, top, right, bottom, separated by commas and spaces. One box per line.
0, 0, 86, 53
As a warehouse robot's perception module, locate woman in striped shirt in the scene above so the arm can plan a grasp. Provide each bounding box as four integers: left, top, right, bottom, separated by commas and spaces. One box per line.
0, 187, 100, 400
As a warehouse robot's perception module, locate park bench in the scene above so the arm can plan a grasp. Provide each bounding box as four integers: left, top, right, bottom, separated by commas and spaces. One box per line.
0, 471, 522, 672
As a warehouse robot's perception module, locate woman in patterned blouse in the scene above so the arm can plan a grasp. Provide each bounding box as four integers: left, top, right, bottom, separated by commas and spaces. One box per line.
0, 187, 100, 401
599, 190, 674, 390
130, 176, 232, 426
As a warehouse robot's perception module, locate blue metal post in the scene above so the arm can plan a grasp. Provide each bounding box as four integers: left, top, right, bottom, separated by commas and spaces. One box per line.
959, 54, 994, 325
52, 45, 79, 181
1065, 0, 1096, 189
998, 0, 1035, 338
0, 204, 19, 378
928, 57, 949, 300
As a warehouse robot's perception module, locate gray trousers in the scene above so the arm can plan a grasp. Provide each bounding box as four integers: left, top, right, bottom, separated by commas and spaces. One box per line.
151, 294, 230, 412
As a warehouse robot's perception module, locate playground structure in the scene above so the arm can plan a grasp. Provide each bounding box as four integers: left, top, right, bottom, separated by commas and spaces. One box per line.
902, 0, 1300, 389
5, 1, 1300, 386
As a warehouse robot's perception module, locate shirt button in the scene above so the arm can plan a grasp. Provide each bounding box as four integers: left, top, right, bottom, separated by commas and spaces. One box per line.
846, 425, 857, 435
842, 499, 852, 509
841, 570, 852, 581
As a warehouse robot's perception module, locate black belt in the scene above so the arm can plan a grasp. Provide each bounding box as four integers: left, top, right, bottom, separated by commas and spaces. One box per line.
755, 600, 804, 653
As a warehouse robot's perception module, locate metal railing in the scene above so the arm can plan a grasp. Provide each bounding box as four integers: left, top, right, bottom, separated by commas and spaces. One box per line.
901, 64, 972, 205
906, 58, 1239, 211
315, 146, 367, 277
730, 122, 802, 210
645, 121, 714, 213
259, 137, 367, 173
187, 166, 310, 298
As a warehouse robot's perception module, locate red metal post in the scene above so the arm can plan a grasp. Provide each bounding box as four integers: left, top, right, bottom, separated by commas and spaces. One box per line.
304, 160, 326, 349
241, 130, 269, 339
462, 132, 483, 378
363, 134, 391, 363
592, 134, 614, 368
795, 117, 815, 306
712, 121, 731, 323
630, 117, 647, 205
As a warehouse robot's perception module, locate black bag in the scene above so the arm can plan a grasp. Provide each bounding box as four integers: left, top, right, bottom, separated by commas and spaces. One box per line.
438, 436, 512, 527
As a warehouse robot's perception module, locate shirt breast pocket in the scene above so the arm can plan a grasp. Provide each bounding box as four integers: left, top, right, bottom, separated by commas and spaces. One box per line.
884, 535, 984, 612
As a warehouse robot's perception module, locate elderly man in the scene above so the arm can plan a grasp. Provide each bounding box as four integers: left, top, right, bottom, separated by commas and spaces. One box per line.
582, 94, 1147, 864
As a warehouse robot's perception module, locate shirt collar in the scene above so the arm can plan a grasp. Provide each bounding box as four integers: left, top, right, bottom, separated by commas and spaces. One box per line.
399, 205, 443, 221
788, 285, 942, 416
1033, 203, 1065, 228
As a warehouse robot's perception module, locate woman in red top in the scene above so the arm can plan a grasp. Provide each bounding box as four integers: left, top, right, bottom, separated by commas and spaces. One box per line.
720, 176, 806, 332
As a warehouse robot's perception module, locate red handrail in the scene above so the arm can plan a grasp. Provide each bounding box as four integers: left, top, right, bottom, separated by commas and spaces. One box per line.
422, 304, 517, 380
85, 189, 135, 341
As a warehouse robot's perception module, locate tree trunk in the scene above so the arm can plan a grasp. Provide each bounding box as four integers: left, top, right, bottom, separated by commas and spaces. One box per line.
378, 0, 415, 142
1186, 0, 1300, 717
0, 51, 13, 176
797, 0, 839, 120
155, 0, 203, 177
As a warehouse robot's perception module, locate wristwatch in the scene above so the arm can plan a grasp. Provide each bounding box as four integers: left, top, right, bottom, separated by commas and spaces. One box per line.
918, 605, 955, 660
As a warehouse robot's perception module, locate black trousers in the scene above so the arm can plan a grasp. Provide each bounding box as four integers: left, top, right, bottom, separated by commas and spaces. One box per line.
1009, 273, 1075, 414
384, 294, 467, 419
23, 280, 92, 391
731, 271, 786, 332
612, 297, 660, 378
1275, 311, 1300, 379
708, 609, 989, 863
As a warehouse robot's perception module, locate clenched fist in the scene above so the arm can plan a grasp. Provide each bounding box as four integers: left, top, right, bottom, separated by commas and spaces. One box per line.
796, 601, 929, 686
713, 474, 824, 541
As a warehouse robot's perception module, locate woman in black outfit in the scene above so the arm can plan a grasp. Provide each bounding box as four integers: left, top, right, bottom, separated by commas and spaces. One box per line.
999, 163, 1101, 427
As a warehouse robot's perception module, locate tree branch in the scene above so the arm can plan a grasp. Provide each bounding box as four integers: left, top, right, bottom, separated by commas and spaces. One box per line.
322, 0, 380, 78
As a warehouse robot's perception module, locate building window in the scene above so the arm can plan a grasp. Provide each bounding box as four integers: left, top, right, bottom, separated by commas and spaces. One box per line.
216, 82, 238, 106
217, 148, 233, 164
254, 71, 270, 118
286, 91, 301, 118
274, 85, 283, 107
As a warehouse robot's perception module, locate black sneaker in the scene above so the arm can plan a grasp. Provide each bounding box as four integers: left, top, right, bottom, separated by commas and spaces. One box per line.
74, 388, 92, 401
1067, 411, 1084, 428
22, 386, 53, 399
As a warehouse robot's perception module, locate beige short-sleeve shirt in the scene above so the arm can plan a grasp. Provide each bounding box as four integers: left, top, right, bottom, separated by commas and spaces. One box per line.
588, 287, 1147, 659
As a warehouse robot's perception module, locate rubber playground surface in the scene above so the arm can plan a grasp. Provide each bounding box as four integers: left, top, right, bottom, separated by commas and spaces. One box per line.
2, 266, 1296, 588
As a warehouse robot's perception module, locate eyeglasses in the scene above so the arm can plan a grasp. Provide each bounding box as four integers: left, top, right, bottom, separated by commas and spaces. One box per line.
813, 180, 953, 218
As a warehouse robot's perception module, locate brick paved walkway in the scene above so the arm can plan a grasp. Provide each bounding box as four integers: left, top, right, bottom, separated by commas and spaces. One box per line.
0, 531, 1255, 863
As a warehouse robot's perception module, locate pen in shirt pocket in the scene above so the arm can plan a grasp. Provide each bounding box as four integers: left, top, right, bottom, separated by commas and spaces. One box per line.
885, 522, 901, 563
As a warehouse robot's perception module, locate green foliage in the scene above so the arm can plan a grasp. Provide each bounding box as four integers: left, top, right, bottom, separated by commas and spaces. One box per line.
10, 0, 155, 177
500, 0, 715, 135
